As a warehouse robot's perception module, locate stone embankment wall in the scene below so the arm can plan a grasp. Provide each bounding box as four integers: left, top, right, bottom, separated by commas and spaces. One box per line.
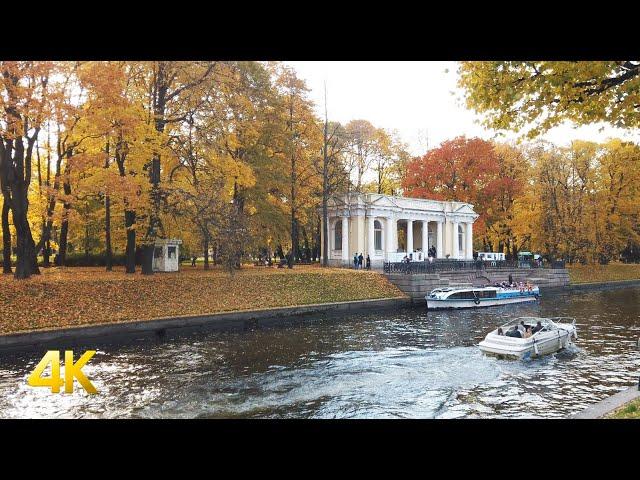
386, 268, 570, 303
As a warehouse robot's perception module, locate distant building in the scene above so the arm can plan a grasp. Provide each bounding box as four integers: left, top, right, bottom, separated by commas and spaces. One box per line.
321, 193, 479, 268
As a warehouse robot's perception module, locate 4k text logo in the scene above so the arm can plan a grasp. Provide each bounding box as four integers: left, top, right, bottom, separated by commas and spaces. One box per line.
27, 350, 98, 394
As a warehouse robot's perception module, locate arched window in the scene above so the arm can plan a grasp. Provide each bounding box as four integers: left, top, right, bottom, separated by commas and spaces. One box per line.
334, 220, 342, 250
374, 220, 382, 251
458, 224, 464, 254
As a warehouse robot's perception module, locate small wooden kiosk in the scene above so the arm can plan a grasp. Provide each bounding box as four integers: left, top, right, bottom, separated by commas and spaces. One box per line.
152, 239, 182, 272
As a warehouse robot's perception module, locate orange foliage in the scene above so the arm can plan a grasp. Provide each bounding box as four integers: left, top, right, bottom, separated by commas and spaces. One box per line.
0, 266, 404, 335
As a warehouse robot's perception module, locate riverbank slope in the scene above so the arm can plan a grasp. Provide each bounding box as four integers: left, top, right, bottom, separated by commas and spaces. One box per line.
567, 263, 640, 284
0, 266, 405, 336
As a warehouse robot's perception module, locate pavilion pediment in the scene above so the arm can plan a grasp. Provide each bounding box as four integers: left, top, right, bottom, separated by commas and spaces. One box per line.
368, 195, 398, 208
327, 197, 347, 208
454, 204, 476, 215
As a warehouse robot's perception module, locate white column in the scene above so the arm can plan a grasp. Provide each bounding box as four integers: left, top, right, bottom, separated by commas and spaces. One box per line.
385, 217, 394, 255
368, 217, 375, 257
421, 221, 428, 253
406, 220, 413, 253
436, 221, 443, 258
466, 222, 473, 259
452, 221, 459, 259
341, 217, 349, 262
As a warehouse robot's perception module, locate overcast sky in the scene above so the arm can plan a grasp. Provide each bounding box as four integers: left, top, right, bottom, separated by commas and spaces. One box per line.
285, 61, 638, 156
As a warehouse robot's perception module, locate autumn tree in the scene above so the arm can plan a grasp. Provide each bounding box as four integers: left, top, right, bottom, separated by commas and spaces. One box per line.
316, 90, 351, 266
131, 61, 220, 275
482, 142, 530, 255
509, 140, 640, 264
344, 119, 380, 192
595, 140, 640, 262
458, 61, 640, 136
366, 129, 410, 195
166, 107, 254, 269
0, 61, 54, 278
402, 136, 501, 241
271, 66, 322, 265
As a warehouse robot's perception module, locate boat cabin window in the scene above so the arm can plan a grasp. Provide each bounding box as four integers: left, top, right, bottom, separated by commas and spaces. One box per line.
448, 291, 475, 300
478, 290, 497, 298
448, 290, 497, 300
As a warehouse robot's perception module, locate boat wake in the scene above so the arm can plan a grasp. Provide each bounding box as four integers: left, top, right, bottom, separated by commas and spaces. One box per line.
191, 346, 502, 419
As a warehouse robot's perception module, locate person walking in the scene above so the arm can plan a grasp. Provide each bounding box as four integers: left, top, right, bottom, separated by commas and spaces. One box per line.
358, 253, 363, 270
353, 253, 358, 269
366, 254, 371, 270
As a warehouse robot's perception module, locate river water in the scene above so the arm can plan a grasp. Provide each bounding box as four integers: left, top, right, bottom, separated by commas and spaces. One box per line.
0, 287, 638, 419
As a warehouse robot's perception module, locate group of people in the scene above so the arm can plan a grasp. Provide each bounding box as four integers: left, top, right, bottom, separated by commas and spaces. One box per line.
353, 253, 371, 270
497, 320, 544, 339
401, 246, 438, 264
494, 280, 534, 292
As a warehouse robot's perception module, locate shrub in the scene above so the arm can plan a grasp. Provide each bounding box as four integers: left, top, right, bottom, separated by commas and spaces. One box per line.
42, 253, 132, 267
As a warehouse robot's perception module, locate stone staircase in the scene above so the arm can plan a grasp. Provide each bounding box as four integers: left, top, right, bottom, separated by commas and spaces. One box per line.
386, 267, 570, 304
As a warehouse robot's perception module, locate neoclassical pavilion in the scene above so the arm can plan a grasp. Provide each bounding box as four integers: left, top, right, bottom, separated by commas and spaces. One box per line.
322, 193, 479, 268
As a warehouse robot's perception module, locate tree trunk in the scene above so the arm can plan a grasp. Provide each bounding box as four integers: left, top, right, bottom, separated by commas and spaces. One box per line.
84, 222, 90, 264
288, 93, 298, 267
56, 209, 70, 267
43, 238, 50, 268
203, 236, 209, 270
105, 194, 112, 271
57, 217, 68, 267
12, 185, 40, 279
124, 209, 136, 273
141, 245, 154, 275
104, 141, 112, 271
315, 216, 321, 262
321, 91, 330, 267
2, 199, 11, 274
143, 62, 170, 277
55, 157, 73, 267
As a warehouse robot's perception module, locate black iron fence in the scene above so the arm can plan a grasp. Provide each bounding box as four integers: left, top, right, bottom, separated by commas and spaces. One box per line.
383, 259, 565, 274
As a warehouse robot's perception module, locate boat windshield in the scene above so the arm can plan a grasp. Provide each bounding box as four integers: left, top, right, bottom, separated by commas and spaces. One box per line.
498, 317, 556, 330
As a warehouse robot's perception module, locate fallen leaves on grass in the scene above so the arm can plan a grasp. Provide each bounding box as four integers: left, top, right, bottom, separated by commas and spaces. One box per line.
568, 263, 640, 284
0, 266, 405, 335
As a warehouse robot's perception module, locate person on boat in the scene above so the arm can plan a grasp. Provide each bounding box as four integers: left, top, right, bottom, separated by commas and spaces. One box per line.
523, 326, 533, 338
506, 325, 522, 338
531, 321, 543, 334
520, 320, 532, 332
497, 327, 504, 336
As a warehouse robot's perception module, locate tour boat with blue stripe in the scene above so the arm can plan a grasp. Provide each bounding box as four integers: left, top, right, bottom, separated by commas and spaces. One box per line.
426, 285, 540, 310
478, 317, 577, 359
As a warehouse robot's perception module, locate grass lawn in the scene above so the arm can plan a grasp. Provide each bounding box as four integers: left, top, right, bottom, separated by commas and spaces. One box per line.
567, 263, 640, 284
606, 397, 640, 419
0, 265, 405, 335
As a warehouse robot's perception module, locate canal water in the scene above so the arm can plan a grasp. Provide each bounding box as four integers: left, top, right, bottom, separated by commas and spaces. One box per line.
0, 287, 638, 419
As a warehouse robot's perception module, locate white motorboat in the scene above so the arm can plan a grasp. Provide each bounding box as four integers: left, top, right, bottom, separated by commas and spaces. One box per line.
478, 317, 578, 360
426, 285, 540, 310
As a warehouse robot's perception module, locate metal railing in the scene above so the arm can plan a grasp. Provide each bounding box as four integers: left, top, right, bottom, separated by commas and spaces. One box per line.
383, 259, 565, 274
